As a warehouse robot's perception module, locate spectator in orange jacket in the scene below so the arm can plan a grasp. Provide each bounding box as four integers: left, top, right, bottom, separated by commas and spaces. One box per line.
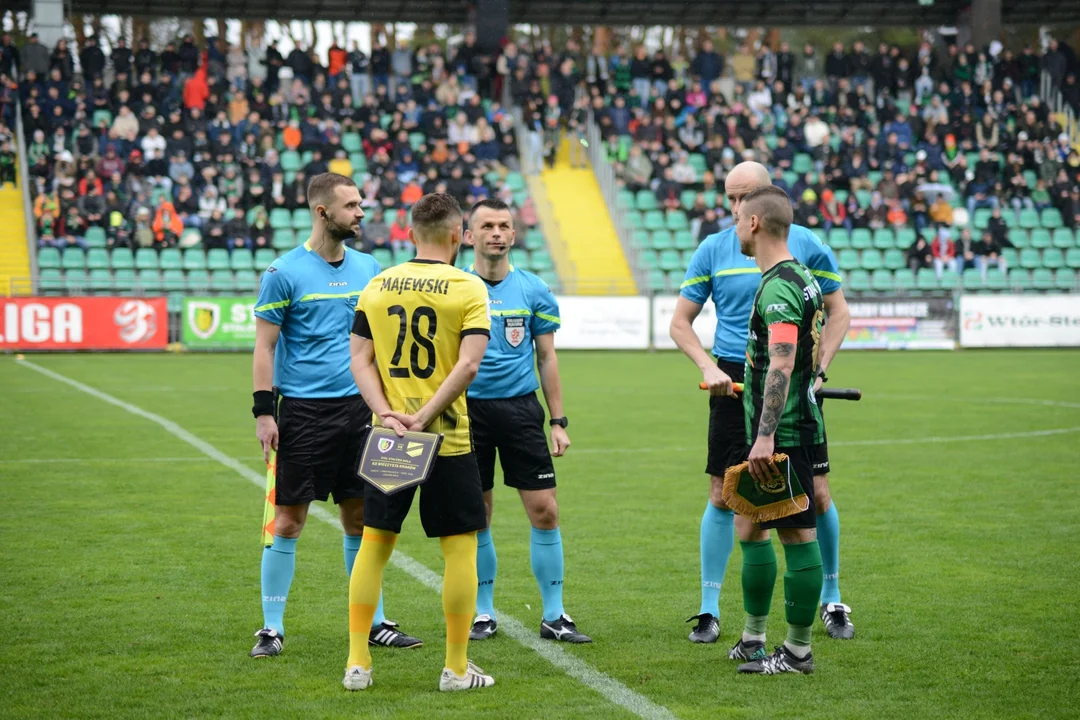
328, 41, 348, 79
153, 201, 184, 247
183, 50, 210, 111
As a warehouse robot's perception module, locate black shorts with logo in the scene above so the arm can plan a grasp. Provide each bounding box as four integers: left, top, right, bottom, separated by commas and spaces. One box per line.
468, 394, 556, 492
707, 358, 831, 478
362, 453, 488, 538
275, 394, 371, 506
760, 445, 818, 530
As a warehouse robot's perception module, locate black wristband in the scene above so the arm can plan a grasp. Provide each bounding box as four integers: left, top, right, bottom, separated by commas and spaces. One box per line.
253, 390, 275, 418
817, 370, 829, 384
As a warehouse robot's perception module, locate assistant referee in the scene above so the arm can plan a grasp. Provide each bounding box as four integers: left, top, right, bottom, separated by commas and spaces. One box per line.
249, 173, 419, 658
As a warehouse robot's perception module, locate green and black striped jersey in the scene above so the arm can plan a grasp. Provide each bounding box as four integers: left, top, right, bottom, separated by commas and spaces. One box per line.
743, 259, 825, 448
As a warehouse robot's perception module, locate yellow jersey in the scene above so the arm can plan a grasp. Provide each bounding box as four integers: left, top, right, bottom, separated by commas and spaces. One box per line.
353, 259, 491, 456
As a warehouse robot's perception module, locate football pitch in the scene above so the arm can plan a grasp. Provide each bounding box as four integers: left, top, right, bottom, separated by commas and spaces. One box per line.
2, 349, 1079, 719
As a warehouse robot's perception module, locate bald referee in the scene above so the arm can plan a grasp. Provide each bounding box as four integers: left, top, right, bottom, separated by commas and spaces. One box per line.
250, 173, 420, 658
670, 161, 854, 645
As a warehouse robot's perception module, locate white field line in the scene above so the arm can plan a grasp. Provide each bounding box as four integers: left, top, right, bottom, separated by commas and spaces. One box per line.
15, 359, 677, 720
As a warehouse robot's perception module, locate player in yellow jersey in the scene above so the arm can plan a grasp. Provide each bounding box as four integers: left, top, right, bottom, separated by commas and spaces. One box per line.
343, 193, 495, 693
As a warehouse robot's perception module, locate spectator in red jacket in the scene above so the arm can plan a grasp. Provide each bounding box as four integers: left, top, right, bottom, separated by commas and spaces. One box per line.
818, 188, 849, 232
931, 227, 958, 278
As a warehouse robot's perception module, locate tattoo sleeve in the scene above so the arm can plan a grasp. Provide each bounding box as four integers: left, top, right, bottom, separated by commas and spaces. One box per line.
758, 343, 795, 437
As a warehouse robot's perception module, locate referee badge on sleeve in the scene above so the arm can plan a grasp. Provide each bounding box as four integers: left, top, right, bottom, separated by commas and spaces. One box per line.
505, 317, 526, 347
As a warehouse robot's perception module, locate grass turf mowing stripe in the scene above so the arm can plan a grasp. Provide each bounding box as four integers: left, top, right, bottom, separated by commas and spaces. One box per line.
16, 358, 678, 720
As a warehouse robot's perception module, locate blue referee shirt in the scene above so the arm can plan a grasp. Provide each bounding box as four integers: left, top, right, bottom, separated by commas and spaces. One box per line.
680, 225, 842, 362
254, 241, 381, 398
465, 265, 561, 400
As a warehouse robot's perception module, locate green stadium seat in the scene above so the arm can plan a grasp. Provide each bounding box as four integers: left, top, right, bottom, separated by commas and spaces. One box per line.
87, 248, 110, 270
38, 247, 61, 269
703, 190, 718, 207
505, 173, 526, 192
84, 227, 108, 248
210, 270, 236, 293
837, 249, 860, 271
873, 229, 895, 249
854, 190, 872, 208
895, 228, 916, 249
1066, 248, 1080, 269
630, 229, 651, 250
182, 229, 204, 250
183, 249, 207, 271
159, 248, 182, 270
1055, 270, 1077, 291
635, 190, 658, 211
62, 248, 86, 270
792, 154, 812, 174
848, 270, 871, 293
674, 230, 696, 250
665, 211, 688, 231
187, 269, 211, 293
112, 268, 137, 293
1002, 248, 1018, 267
860, 249, 883, 270
643, 211, 665, 231
1042, 248, 1065, 269
680, 249, 695, 267
1041, 208, 1063, 228
658, 250, 682, 272
136, 269, 162, 293
393, 248, 415, 266
638, 250, 659, 270
134, 248, 158, 270
372, 249, 393, 268
984, 269, 1008, 291
1019, 248, 1042, 269
206, 248, 231, 270
64, 270, 88, 294
235, 269, 258, 292
272, 229, 296, 250
342, 133, 362, 153
537, 270, 559, 291
962, 269, 984, 290
513, 252, 532, 271
782, 171, 799, 188
646, 269, 668, 293
867, 171, 883, 187
916, 268, 938, 290
622, 211, 643, 230
893, 269, 916, 291
939, 270, 960, 289
230, 250, 254, 271
110, 248, 134, 269
254, 248, 277, 271
827, 229, 851, 250
1002, 211, 1018, 229
1032, 268, 1054, 291
851, 228, 872, 249
680, 189, 698, 210
88, 268, 112, 294
651, 230, 674, 250
1008, 229, 1029, 248
1030, 228, 1051, 248
162, 269, 186, 292
1052, 228, 1074, 249
270, 208, 293, 229
870, 269, 894, 292
532, 252, 554, 272
280, 151, 301, 172
38, 268, 64, 294
883, 249, 905, 270
292, 209, 312, 229
973, 208, 992, 229
92, 108, 113, 126
812, 228, 827, 243
1009, 269, 1031, 292
617, 190, 635, 210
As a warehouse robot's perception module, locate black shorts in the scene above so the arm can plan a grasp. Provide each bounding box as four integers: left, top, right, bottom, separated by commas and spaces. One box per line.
362, 453, 488, 538
275, 394, 371, 506
705, 358, 747, 477
468, 394, 556, 492
760, 445, 818, 530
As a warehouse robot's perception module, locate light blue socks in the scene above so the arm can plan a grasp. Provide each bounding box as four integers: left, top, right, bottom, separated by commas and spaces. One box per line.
817, 503, 842, 604
531, 527, 565, 622
261, 535, 297, 635
699, 504, 736, 617
476, 528, 498, 618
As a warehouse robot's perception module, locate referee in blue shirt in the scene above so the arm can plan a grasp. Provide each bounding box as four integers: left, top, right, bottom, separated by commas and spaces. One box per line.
670, 162, 854, 647
462, 199, 591, 644
249, 173, 420, 657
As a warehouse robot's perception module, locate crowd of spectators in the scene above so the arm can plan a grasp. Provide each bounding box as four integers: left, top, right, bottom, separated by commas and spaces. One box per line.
0, 29, 537, 256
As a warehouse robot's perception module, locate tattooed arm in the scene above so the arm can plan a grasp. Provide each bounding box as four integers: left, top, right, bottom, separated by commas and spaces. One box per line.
747, 325, 798, 483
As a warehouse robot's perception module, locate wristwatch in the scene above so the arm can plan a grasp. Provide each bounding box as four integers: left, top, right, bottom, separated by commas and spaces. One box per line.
549, 417, 569, 429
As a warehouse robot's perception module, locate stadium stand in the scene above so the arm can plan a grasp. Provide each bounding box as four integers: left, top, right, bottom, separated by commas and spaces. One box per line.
5, 30, 554, 300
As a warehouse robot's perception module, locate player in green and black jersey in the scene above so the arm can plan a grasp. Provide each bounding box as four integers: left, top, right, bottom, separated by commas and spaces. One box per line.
728, 186, 825, 676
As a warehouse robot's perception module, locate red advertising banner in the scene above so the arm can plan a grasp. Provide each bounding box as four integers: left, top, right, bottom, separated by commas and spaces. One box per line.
0, 297, 168, 350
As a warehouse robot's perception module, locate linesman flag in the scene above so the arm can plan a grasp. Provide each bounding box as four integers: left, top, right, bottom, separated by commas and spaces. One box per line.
261, 449, 277, 546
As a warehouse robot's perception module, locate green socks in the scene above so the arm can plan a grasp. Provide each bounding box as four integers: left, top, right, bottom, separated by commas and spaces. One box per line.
783, 540, 823, 655
740, 539, 777, 639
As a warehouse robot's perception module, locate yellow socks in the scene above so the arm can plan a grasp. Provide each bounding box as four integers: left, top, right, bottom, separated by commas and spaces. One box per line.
347, 528, 397, 669
440, 532, 479, 676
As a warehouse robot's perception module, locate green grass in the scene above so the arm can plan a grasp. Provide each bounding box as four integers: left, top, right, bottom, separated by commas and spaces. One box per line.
2, 350, 1079, 719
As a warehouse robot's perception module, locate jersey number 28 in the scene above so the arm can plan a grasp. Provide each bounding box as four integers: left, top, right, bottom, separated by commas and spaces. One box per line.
387, 305, 437, 379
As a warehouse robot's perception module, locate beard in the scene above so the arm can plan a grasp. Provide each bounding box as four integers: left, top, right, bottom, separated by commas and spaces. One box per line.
327, 215, 358, 241
738, 235, 755, 256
